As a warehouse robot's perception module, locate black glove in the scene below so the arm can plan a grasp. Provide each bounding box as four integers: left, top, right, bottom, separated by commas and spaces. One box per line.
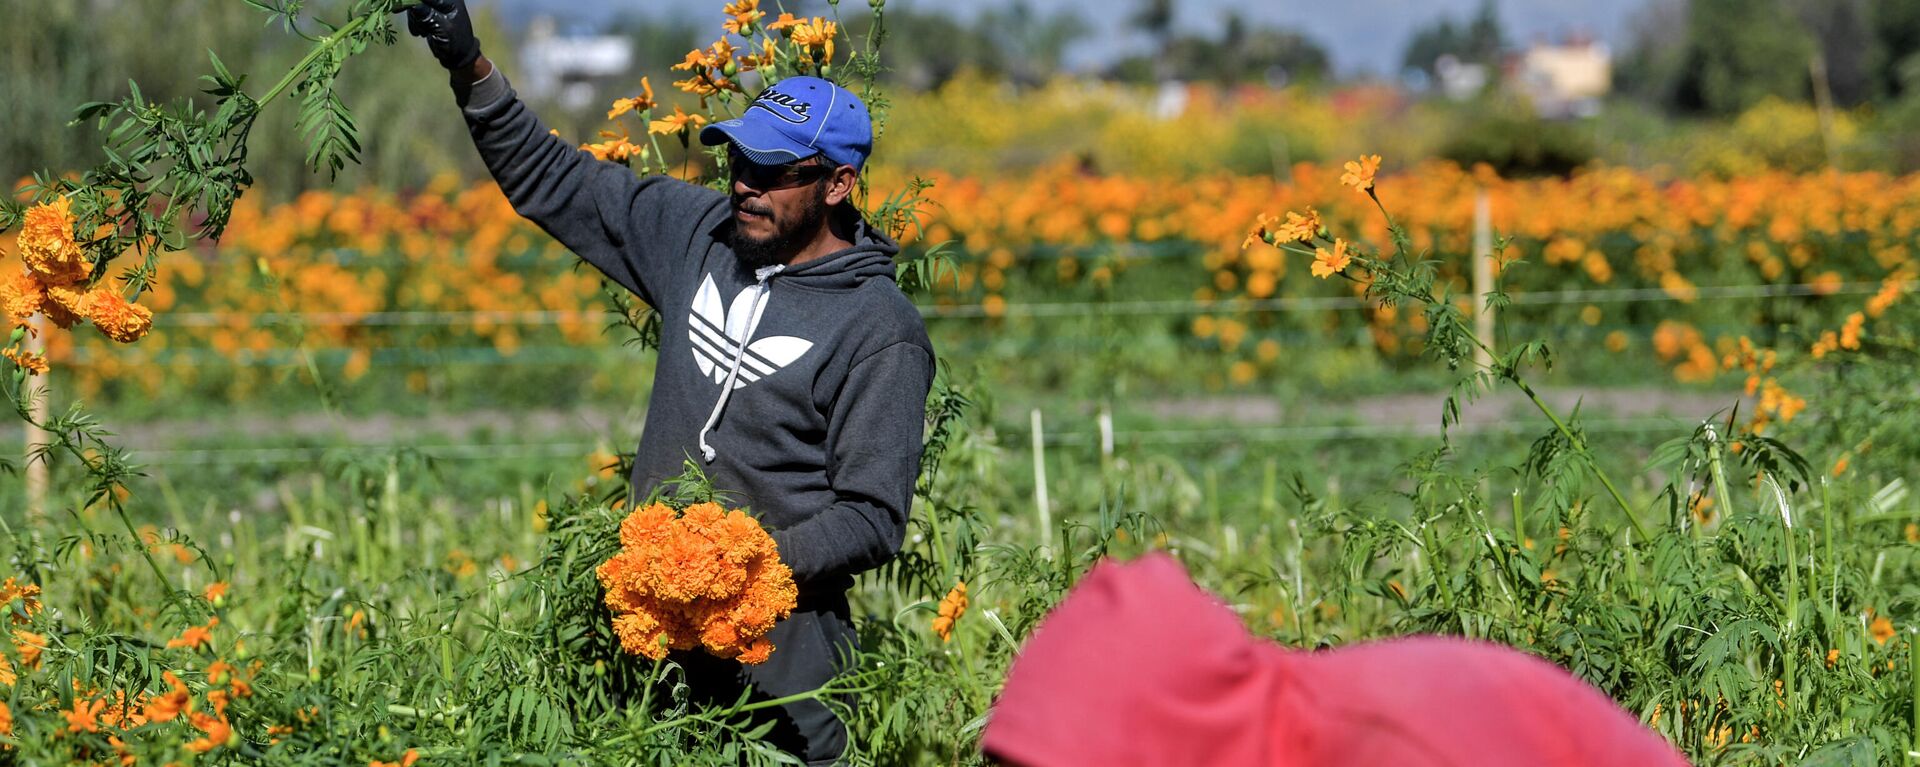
405, 0, 482, 71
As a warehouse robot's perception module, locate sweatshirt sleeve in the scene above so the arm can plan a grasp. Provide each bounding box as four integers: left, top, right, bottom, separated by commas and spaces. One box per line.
771, 342, 934, 584
455, 68, 725, 309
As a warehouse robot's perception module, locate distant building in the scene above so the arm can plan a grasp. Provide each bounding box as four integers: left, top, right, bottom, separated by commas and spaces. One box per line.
1513, 35, 1610, 119
1434, 54, 1490, 101
518, 16, 633, 111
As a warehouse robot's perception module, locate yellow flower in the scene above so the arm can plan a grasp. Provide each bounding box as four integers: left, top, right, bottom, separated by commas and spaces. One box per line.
765, 12, 802, 31
1275, 207, 1322, 243
1242, 212, 1278, 250
722, 0, 763, 34
1340, 154, 1382, 192
787, 17, 837, 61
582, 131, 646, 163
650, 106, 710, 138
1311, 239, 1352, 279
606, 78, 655, 120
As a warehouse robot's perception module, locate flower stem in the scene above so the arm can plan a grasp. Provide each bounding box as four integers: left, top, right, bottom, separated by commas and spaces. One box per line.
257, 11, 378, 110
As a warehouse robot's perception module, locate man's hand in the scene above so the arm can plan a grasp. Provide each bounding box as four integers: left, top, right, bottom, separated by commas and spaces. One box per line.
405, 0, 483, 72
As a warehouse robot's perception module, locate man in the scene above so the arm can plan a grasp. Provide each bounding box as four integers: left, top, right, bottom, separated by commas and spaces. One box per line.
983, 553, 1691, 767
405, 2, 935, 763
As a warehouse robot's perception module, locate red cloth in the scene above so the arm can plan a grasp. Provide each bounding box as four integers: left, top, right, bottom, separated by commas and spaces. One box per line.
981, 553, 1690, 767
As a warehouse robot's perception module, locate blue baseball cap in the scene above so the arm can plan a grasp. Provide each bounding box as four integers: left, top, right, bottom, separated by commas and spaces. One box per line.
700, 77, 873, 171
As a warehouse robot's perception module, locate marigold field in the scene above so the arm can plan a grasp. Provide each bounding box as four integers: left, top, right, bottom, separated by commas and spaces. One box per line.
5, 1, 1920, 765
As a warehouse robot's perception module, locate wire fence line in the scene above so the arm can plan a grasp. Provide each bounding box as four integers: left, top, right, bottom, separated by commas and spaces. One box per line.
101, 415, 1697, 466
146, 280, 1881, 328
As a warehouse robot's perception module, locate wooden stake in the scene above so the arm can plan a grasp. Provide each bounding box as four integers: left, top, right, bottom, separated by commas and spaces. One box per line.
1472, 187, 1495, 370
1030, 408, 1051, 558
24, 317, 49, 521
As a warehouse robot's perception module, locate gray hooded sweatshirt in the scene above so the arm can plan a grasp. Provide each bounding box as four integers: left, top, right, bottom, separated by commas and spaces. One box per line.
458, 72, 934, 591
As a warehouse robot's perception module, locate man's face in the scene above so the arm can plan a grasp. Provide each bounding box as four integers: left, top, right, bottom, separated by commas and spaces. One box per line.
728, 150, 835, 268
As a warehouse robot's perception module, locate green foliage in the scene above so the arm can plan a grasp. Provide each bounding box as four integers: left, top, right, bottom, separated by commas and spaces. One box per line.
1437, 101, 1597, 178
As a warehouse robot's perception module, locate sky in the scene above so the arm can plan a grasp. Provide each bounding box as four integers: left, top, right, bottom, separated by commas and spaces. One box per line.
486, 0, 1654, 76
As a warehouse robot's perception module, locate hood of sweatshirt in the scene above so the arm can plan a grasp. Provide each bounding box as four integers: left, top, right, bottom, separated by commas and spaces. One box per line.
771, 211, 899, 289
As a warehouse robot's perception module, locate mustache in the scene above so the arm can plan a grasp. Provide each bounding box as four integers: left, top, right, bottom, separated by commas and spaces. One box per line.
732, 198, 774, 218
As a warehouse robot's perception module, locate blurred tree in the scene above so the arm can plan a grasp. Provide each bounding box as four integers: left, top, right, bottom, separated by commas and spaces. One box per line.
1614, 0, 1690, 106
1111, 15, 1329, 85
1872, 0, 1920, 98
1795, 0, 1876, 105
1400, 0, 1505, 80
1671, 0, 1816, 114
843, 4, 1083, 91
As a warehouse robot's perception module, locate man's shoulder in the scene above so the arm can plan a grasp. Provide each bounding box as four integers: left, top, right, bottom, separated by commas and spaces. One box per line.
845, 279, 933, 359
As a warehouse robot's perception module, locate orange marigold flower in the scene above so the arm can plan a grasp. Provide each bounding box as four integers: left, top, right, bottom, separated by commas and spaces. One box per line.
765, 12, 802, 31
185, 710, 232, 753
1871, 614, 1896, 645
84, 288, 153, 343
0, 270, 46, 324
932, 582, 968, 642
19, 198, 89, 286
1826, 648, 1840, 668
672, 48, 712, 72
204, 581, 230, 604
595, 501, 796, 663
167, 616, 219, 650
0, 701, 10, 737
145, 671, 191, 723
42, 284, 89, 329
1340, 154, 1382, 192
65, 696, 105, 734
649, 105, 710, 138
14, 629, 44, 670
1311, 239, 1352, 279
606, 77, 656, 120
371, 749, 422, 767
1, 578, 42, 623
583, 131, 646, 163
1839, 312, 1864, 350
2, 345, 48, 375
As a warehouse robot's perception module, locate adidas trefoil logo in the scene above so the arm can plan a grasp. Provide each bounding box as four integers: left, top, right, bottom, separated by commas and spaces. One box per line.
688, 273, 813, 389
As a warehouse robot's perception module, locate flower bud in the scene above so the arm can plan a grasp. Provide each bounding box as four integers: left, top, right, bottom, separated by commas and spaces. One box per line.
870, 0, 884, 8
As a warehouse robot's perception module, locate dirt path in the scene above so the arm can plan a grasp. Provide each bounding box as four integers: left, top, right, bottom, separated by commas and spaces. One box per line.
0, 385, 1744, 463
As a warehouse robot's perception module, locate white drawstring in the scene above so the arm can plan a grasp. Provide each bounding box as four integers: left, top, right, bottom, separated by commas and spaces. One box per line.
698, 263, 786, 462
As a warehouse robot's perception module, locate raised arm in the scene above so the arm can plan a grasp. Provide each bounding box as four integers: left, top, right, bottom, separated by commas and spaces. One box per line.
408, 0, 725, 308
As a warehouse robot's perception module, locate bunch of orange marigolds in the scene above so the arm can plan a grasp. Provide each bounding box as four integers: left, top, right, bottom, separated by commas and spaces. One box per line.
1, 197, 155, 376
596, 501, 797, 664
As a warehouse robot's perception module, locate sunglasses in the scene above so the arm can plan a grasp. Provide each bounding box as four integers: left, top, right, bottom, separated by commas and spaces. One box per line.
727, 151, 835, 190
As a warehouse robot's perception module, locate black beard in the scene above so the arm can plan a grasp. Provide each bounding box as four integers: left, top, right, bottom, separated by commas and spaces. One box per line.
729, 184, 829, 269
